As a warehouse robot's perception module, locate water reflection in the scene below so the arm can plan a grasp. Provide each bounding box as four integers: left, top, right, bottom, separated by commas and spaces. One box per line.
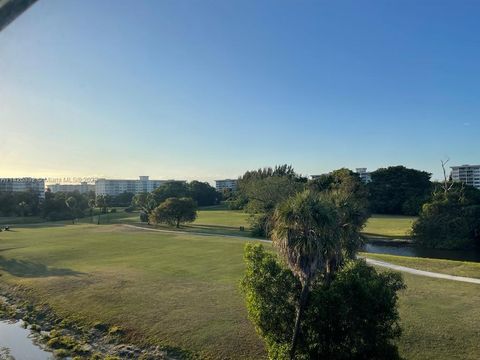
0, 320, 53, 360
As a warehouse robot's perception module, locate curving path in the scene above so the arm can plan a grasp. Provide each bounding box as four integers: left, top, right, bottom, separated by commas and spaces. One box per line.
123, 224, 480, 285
364, 258, 480, 285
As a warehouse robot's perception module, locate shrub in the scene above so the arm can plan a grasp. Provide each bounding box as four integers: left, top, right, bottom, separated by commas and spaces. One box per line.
241, 244, 405, 360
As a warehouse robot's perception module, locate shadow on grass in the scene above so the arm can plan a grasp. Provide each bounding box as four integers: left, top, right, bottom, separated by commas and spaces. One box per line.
0, 256, 83, 278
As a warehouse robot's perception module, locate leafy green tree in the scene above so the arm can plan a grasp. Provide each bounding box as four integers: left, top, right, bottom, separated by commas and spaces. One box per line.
149, 197, 197, 228
237, 165, 306, 237
152, 181, 189, 204
412, 183, 480, 249
132, 192, 157, 223
368, 166, 432, 215
0, 190, 41, 217
109, 191, 135, 207
187, 181, 220, 206
241, 244, 404, 360
42, 191, 89, 221
271, 189, 365, 358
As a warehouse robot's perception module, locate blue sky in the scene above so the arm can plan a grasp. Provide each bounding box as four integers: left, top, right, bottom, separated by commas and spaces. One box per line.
1, 0, 479, 182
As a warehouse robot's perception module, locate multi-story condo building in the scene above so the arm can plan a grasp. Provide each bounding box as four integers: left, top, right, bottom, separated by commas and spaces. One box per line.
0, 178, 45, 198
215, 179, 238, 192
355, 168, 372, 184
95, 176, 185, 196
47, 182, 95, 194
450, 165, 480, 190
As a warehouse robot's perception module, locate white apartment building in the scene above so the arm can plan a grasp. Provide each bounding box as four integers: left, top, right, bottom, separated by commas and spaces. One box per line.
355, 168, 372, 184
450, 165, 480, 190
215, 179, 238, 192
95, 176, 185, 196
0, 178, 45, 198
47, 182, 95, 194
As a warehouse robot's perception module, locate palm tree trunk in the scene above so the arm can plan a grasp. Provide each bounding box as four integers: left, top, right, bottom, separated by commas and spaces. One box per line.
290, 280, 310, 359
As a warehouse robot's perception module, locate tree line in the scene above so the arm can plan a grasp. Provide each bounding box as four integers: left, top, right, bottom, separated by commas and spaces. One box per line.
227, 164, 480, 250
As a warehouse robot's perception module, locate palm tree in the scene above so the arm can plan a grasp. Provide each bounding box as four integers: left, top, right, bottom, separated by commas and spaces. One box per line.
65, 196, 77, 224
271, 189, 347, 359
88, 199, 96, 223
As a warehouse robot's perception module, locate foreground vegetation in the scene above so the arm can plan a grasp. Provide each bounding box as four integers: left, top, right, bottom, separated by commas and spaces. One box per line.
0, 224, 479, 359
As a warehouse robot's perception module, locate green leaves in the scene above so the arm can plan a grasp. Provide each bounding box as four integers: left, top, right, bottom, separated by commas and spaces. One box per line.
241, 244, 405, 360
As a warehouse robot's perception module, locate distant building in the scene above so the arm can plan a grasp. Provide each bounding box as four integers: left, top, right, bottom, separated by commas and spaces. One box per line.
95, 176, 185, 196
450, 165, 480, 190
309, 175, 323, 180
0, 178, 45, 199
47, 182, 95, 194
355, 168, 372, 184
215, 179, 238, 192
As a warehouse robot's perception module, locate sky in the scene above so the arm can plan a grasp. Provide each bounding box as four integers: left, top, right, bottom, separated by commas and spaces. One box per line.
1, 0, 479, 183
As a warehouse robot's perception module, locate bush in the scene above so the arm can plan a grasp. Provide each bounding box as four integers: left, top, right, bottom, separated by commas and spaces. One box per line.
241, 244, 405, 360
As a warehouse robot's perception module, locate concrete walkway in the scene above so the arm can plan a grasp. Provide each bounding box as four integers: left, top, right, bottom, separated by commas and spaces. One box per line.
365, 258, 480, 285
123, 224, 480, 285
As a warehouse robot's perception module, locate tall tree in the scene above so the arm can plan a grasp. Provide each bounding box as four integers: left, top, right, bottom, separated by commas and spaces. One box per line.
237, 165, 306, 237
152, 181, 189, 204
188, 181, 220, 206
271, 189, 365, 358
368, 166, 432, 215
412, 183, 480, 249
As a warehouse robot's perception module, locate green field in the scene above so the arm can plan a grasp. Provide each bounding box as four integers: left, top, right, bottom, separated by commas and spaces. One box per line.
363, 214, 416, 238
2, 209, 415, 240
1, 223, 480, 359
0, 224, 265, 359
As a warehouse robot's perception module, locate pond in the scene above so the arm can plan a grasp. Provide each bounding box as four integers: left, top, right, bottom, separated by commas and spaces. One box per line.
0, 320, 54, 360
363, 243, 480, 263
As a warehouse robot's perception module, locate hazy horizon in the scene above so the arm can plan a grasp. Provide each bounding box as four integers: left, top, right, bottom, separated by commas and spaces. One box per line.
1, 0, 479, 182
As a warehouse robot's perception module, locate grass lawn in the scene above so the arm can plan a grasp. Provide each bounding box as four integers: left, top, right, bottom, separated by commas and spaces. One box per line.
0, 224, 265, 359
395, 273, 480, 360
363, 253, 480, 279
363, 214, 417, 238
0, 224, 479, 359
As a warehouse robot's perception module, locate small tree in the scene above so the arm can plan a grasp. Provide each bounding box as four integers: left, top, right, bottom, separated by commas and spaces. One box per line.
88, 199, 96, 223
149, 197, 197, 228
95, 195, 110, 224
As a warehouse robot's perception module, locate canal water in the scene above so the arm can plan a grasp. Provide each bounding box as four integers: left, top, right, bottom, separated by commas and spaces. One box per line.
363, 243, 480, 262
0, 320, 54, 360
